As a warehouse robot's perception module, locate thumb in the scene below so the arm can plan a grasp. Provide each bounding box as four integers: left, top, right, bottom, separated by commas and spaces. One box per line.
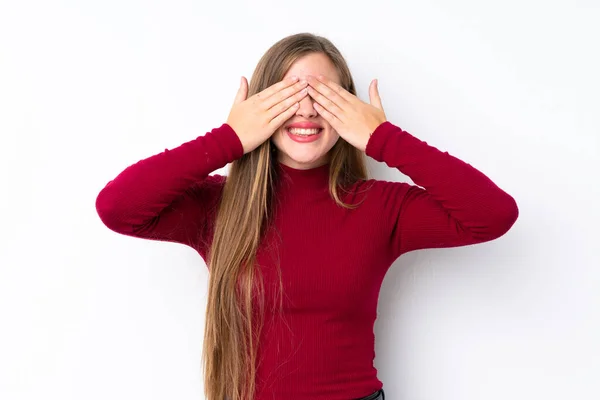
233, 76, 248, 105
369, 79, 383, 110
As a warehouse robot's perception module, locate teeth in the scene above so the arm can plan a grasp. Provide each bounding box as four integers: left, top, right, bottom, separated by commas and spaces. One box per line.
289, 127, 321, 136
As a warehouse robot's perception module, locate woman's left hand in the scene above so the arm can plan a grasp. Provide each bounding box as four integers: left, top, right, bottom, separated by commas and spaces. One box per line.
307, 75, 387, 152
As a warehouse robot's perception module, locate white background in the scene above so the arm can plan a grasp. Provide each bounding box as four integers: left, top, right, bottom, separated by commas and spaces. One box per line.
1, 1, 598, 399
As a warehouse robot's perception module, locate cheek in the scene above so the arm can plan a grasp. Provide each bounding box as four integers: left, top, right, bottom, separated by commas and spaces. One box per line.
326, 125, 339, 140
330, 133, 340, 146
325, 129, 340, 149
322, 121, 335, 135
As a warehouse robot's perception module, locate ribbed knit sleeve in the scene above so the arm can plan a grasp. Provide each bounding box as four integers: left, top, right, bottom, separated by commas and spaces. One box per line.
365, 121, 518, 259
95, 123, 244, 252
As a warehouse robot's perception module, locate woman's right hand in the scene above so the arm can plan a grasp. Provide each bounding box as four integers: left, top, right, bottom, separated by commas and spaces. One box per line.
226, 75, 309, 154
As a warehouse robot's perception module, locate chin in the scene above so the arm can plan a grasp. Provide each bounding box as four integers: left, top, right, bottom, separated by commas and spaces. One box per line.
288, 152, 326, 165
276, 146, 330, 167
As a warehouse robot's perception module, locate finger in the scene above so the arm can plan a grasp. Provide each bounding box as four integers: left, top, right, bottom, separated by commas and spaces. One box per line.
255, 75, 299, 102
369, 79, 384, 110
269, 101, 301, 130
307, 86, 344, 120
233, 76, 248, 105
308, 75, 354, 104
263, 79, 308, 110
267, 86, 308, 120
313, 101, 340, 127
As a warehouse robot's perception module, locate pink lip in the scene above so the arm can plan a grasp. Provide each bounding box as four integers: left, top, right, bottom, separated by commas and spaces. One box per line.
287, 122, 323, 129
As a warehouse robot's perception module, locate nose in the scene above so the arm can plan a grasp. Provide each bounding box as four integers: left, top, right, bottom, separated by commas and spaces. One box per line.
295, 93, 318, 118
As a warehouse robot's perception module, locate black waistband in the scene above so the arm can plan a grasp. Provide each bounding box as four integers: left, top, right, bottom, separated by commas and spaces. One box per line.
356, 388, 384, 400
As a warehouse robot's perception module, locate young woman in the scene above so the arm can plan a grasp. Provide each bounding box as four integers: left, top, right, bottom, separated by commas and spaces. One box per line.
96, 33, 518, 400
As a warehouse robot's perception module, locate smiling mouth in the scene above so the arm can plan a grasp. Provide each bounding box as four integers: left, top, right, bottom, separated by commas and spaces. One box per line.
287, 127, 323, 136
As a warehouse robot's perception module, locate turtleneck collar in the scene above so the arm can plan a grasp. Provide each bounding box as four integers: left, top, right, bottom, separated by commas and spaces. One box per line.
276, 160, 330, 192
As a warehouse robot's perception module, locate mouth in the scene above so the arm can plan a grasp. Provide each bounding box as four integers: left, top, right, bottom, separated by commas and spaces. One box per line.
285, 127, 324, 143
286, 127, 323, 137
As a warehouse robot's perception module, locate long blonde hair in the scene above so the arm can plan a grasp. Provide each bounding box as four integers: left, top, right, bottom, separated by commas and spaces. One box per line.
202, 33, 369, 400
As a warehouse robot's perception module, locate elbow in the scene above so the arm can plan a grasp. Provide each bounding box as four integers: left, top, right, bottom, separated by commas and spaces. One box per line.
95, 184, 130, 234
481, 193, 519, 241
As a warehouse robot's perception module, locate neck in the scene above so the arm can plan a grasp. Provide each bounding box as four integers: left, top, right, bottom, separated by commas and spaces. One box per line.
276, 159, 330, 193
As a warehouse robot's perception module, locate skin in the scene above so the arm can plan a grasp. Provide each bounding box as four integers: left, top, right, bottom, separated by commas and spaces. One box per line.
272, 52, 388, 169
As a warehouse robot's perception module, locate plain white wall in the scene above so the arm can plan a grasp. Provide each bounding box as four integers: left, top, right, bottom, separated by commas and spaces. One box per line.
1, 1, 598, 399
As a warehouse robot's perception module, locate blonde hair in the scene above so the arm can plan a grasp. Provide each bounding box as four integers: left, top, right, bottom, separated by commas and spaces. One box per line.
202, 33, 369, 400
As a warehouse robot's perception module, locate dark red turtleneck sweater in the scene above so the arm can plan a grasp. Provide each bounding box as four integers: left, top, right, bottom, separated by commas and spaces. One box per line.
95, 121, 518, 399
